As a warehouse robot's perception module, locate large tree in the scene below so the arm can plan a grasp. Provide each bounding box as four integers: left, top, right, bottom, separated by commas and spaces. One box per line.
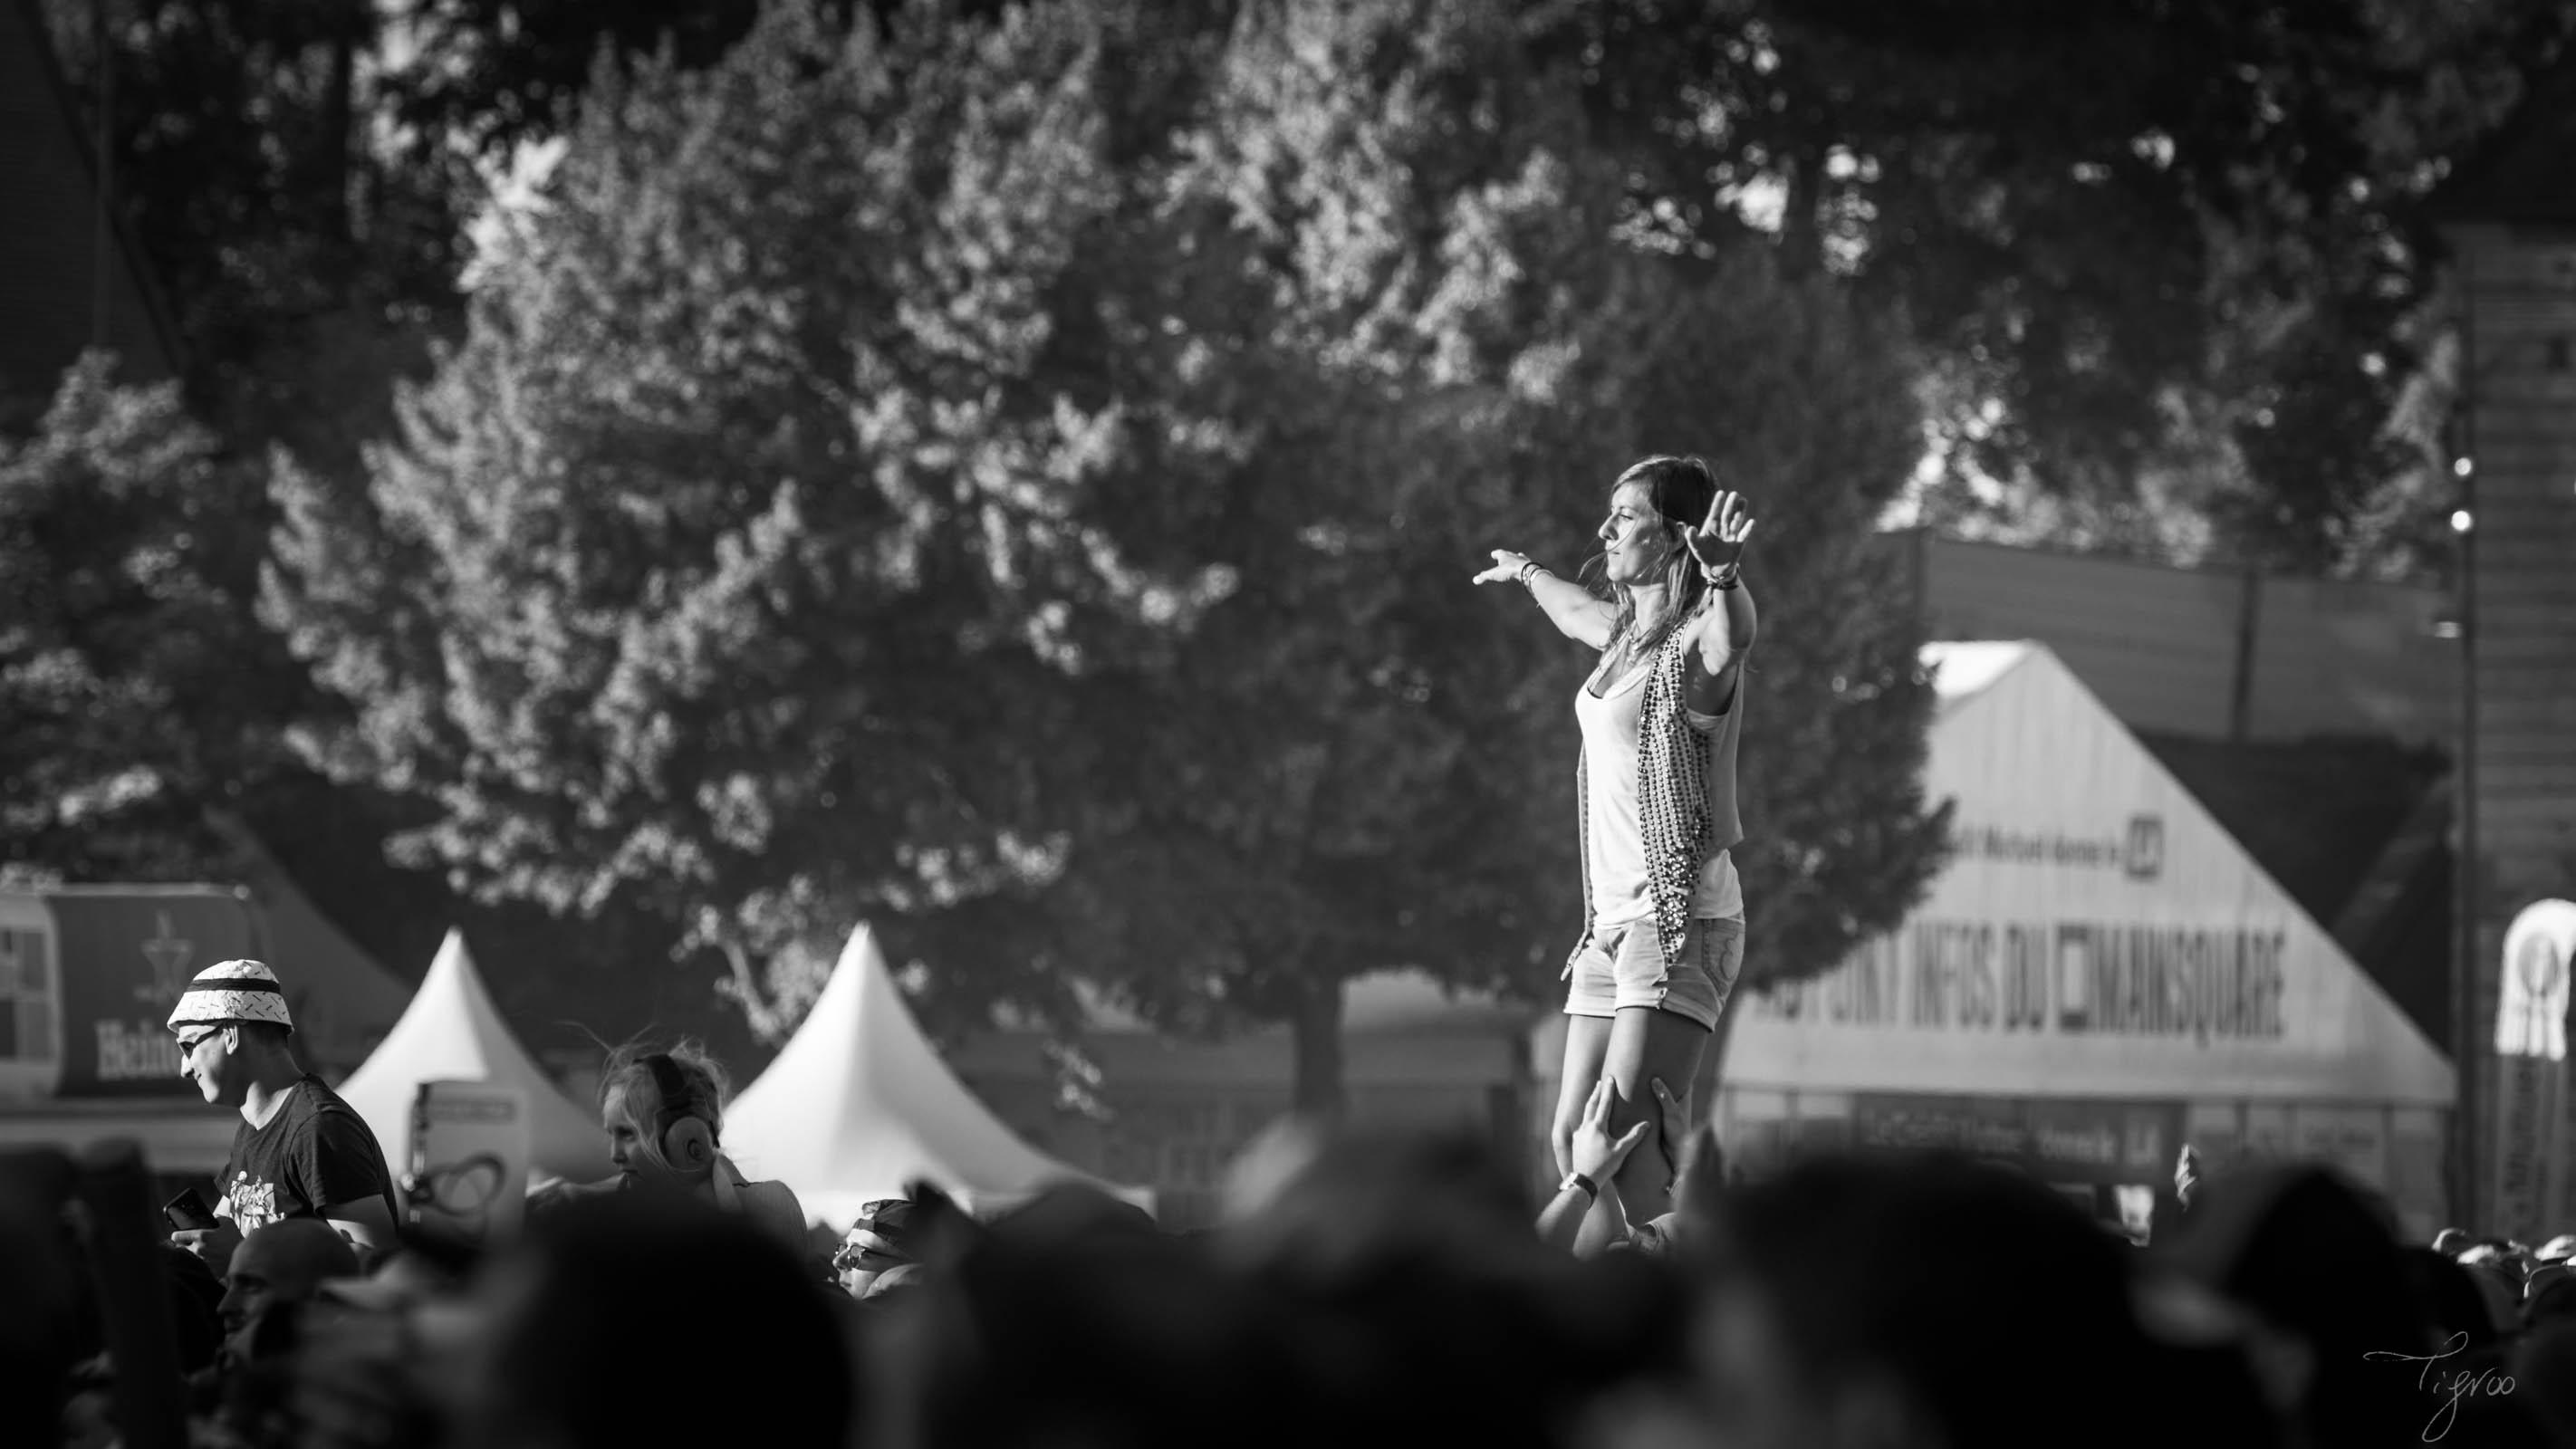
1532, 0, 2562, 578
38, 0, 461, 464
266, 0, 1950, 1114
1018, 0, 1950, 1112
266, 0, 1230, 1038
0, 357, 292, 879
20, 0, 470, 980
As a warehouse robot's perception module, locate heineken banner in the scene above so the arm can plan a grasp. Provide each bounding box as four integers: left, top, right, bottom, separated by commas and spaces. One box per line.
0, 888, 264, 1100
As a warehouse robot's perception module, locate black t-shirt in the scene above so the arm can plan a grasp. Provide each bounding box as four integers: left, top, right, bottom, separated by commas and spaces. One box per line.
215, 1075, 399, 1233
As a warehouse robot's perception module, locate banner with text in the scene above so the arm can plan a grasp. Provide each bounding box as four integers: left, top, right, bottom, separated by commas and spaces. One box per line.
1729, 643, 2454, 1108
9, 889, 264, 1099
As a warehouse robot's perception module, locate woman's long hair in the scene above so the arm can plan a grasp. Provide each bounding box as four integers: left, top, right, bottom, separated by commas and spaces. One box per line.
1583, 455, 1722, 657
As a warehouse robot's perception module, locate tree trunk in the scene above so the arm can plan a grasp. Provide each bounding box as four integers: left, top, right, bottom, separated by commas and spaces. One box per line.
718, 941, 789, 1044
1288, 972, 1347, 1122
1778, 142, 1825, 280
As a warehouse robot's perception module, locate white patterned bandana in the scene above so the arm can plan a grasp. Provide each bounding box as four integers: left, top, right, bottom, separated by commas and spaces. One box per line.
166, 958, 294, 1033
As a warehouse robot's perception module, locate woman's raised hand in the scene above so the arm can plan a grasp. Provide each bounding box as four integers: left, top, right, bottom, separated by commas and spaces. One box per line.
1474, 548, 1534, 586
1681, 490, 1758, 575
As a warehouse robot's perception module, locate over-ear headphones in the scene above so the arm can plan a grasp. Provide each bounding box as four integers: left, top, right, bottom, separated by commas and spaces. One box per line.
642, 1052, 717, 1173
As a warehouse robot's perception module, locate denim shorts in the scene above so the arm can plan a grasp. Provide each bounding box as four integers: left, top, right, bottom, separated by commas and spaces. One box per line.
1562, 916, 1742, 1032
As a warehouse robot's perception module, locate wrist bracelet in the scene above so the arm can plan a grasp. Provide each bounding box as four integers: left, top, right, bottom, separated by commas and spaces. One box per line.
1517, 560, 1545, 588
1706, 563, 1740, 591
1559, 1170, 1598, 1201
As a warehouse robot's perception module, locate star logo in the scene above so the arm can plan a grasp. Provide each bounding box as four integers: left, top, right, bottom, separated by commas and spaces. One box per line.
135, 912, 195, 1009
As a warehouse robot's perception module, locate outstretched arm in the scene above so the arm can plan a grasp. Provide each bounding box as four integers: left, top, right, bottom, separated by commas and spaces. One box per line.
1677, 491, 1760, 716
1475, 549, 1617, 650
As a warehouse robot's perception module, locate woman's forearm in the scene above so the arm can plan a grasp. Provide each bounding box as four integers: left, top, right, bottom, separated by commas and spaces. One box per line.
1537, 1182, 1593, 1252
1697, 578, 1759, 668
1525, 568, 1614, 647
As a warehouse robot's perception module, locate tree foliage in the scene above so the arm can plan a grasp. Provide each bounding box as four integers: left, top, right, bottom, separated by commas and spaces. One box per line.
266, 0, 1950, 1108
1535, 0, 2564, 576
1021, 0, 1948, 1108
268, 1, 1226, 1035
0, 355, 299, 878
41, 0, 460, 464
39, 0, 2562, 1106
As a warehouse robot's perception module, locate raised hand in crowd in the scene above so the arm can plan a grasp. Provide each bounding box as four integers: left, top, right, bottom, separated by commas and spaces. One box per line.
1537, 1076, 1654, 1256
170, 1222, 245, 1277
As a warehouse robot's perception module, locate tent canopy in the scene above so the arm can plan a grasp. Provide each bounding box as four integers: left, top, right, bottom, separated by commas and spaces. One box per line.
229, 831, 415, 1074
723, 925, 1147, 1227
338, 929, 611, 1183
1724, 640, 2457, 1105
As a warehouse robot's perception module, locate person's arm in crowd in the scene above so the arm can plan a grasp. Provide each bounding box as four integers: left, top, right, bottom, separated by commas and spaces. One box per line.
170, 1217, 245, 1276
294, 1108, 403, 1262
1571, 1178, 1637, 1260
1537, 1077, 1650, 1255
323, 1195, 397, 1262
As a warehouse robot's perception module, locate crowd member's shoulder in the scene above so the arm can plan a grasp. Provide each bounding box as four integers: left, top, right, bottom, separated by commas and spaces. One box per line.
736, 1175, 812, 1256
524, 1174, 622, 1226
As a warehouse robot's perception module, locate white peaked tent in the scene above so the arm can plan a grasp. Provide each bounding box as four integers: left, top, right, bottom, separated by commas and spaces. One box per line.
723, 925, 1147, 1226
1695, 640, 2456, 1231
338, 930, 612, 1183
1727, 640, 2456, 1106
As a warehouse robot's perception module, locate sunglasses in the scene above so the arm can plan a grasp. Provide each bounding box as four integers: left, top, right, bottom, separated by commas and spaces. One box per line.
176, 1027, 223, 1055
831, 1241, 908, 1273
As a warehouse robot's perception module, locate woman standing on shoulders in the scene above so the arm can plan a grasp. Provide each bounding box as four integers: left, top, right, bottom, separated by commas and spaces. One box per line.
1475, 456, 1757, 1236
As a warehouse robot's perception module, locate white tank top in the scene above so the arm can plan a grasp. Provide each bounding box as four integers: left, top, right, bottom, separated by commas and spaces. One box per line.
1575, 655, 1743, 927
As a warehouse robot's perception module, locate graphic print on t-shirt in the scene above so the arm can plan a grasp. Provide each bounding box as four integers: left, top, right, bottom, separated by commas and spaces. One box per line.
220, 1171, 287, 1233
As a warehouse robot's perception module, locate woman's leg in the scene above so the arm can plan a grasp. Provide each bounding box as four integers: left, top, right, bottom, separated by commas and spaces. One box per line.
1551, 1013, 1614, 1178
1600, 1003, 1709, 1223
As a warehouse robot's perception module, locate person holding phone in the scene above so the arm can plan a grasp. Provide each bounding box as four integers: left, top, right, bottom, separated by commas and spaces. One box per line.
165, 959, 399, 1274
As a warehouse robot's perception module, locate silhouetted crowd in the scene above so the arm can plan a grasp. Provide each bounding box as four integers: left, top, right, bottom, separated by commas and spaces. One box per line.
8, 1125, 2576, 1449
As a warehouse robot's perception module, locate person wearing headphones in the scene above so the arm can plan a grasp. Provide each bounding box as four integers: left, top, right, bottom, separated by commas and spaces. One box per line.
538, 1041, 810, 1258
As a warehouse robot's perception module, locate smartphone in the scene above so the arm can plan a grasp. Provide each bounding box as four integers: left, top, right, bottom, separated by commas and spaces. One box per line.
164, 1186, 217, 1233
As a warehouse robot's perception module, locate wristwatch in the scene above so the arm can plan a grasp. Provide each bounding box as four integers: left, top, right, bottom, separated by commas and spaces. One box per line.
1559, 1171, 1599, 1201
